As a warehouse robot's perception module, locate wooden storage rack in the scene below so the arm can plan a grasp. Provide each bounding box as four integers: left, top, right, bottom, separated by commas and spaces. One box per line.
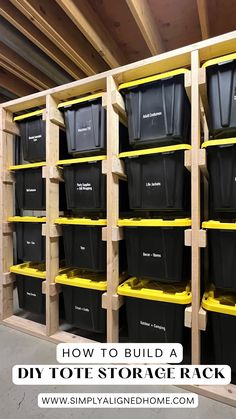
1, 31, 236, 406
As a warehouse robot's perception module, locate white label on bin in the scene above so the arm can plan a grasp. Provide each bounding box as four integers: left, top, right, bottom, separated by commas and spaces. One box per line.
26, 188, 37, 193
78, 126, 91, 133
80, 246, 85, 251
146, 182, 161, 187
26, 292, 37, 297
26, 241, 36, 245
143, 112, 162, 118
142, 251, 161, 258
74, 306, 89, 313
28, 135, 42, 142
140, 321, 166, 332
76, 182, 93, 191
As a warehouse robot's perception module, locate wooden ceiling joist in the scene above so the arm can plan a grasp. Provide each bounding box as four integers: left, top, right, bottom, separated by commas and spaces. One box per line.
0, 68, 36, 97
0, 42, 55, 90
126, 0, 164, 55
10, 0, 109, 75
56, 0, 126, 68
0, 1, 85, 80
197, 0, 210, 40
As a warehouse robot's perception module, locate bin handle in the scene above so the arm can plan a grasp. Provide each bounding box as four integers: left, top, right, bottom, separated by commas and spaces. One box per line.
162, 82, 174, 136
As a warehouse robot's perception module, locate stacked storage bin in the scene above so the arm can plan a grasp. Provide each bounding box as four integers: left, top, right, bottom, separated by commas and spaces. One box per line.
202, 53, 236, 378
55, 93, 128, 334
9, 110, 48, 320
117, 69, 192, 344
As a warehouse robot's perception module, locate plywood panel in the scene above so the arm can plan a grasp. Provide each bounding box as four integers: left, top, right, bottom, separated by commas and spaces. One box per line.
209, 0, 236, 37
88, 0, 151, 62
148, 0, 202, 50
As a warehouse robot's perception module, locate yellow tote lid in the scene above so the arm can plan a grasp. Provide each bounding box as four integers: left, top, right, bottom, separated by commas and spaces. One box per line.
58, 92, 103, 109
10, 262, 46, 279
8, 216, 46, 223
202, 286, 236, 316
57, 155, 106, 166
55, 269, 107, 291
55, 217, 107, 226
119, 68, 190, 90
14, 109, 44, 121
119, 144, 191, 158
9, 162, 46, 171
202, 53, 236, 69
202, 220, 236, 230
118, 218, 191, 227
118, 278, 191, 304
202, 139, 236, 148
10, 262, 70, 279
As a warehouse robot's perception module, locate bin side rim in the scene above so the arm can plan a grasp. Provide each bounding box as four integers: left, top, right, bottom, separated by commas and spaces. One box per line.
14, 109, 44, 121
117, 278, 192, 304
55, 217, 107, 226
118, 218, 191, 227
57, 155, 106, 166
202, 52, 236, 69
8, 216, 46, 223
202, 289, 236, 316
119, 144, 191, 158
118, 68, 190, 90
202, 220, 236, 230
58, 92, 104, 109
202, 139, 236, 148
9, 162, 46, 171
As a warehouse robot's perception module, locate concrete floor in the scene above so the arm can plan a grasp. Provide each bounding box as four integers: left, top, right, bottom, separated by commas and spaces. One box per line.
0, 324, 235, 419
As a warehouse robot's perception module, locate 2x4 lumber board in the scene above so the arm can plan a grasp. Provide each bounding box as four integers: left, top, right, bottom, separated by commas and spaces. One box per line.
2, 316, 46, 338
197, 0, 210, 40
0, 109, 14, 320
0, 68, 35, 97
0, 42, 55, 91
191, 50, 201, 365
106, 76, 120, 343
2, 31, 236, 113
179, 385, 236, 408
45, 95, 60, 336
50, 331, 96, 344
56, 0, 126, 68
0, 0, 84, 80
126, 0, 164, 55
11, 0, 108, 76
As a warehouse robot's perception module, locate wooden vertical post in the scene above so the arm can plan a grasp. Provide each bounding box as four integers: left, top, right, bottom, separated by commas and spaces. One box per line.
105, 76, 120, 342
45, 95, 60, 336
191, 50, 201, 364
0, 109, 14, 320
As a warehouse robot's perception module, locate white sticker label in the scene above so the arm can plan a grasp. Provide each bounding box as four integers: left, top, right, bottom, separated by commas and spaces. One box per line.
26, 292, 37, 297
146, 182, 161, 187
74, 306, 89, 313
26, 241, 36, 245
26, 188, 37, 192
143, 112, 162, 118
143, 251, 161, 258
76, 182, 92, 191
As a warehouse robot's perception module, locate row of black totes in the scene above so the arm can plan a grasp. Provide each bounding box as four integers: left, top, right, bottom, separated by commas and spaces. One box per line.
200, 53, 236, 379
117, 69, 193, 345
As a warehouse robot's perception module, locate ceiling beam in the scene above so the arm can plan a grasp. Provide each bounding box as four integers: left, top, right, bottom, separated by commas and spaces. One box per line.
0, 42, 55, 90
0, 68, 36, 96
0, 0, 85, 79
197, 0, 210, 40
126, 0, 164, 55
10, 0, 109, 75
56, 0, 126, 68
